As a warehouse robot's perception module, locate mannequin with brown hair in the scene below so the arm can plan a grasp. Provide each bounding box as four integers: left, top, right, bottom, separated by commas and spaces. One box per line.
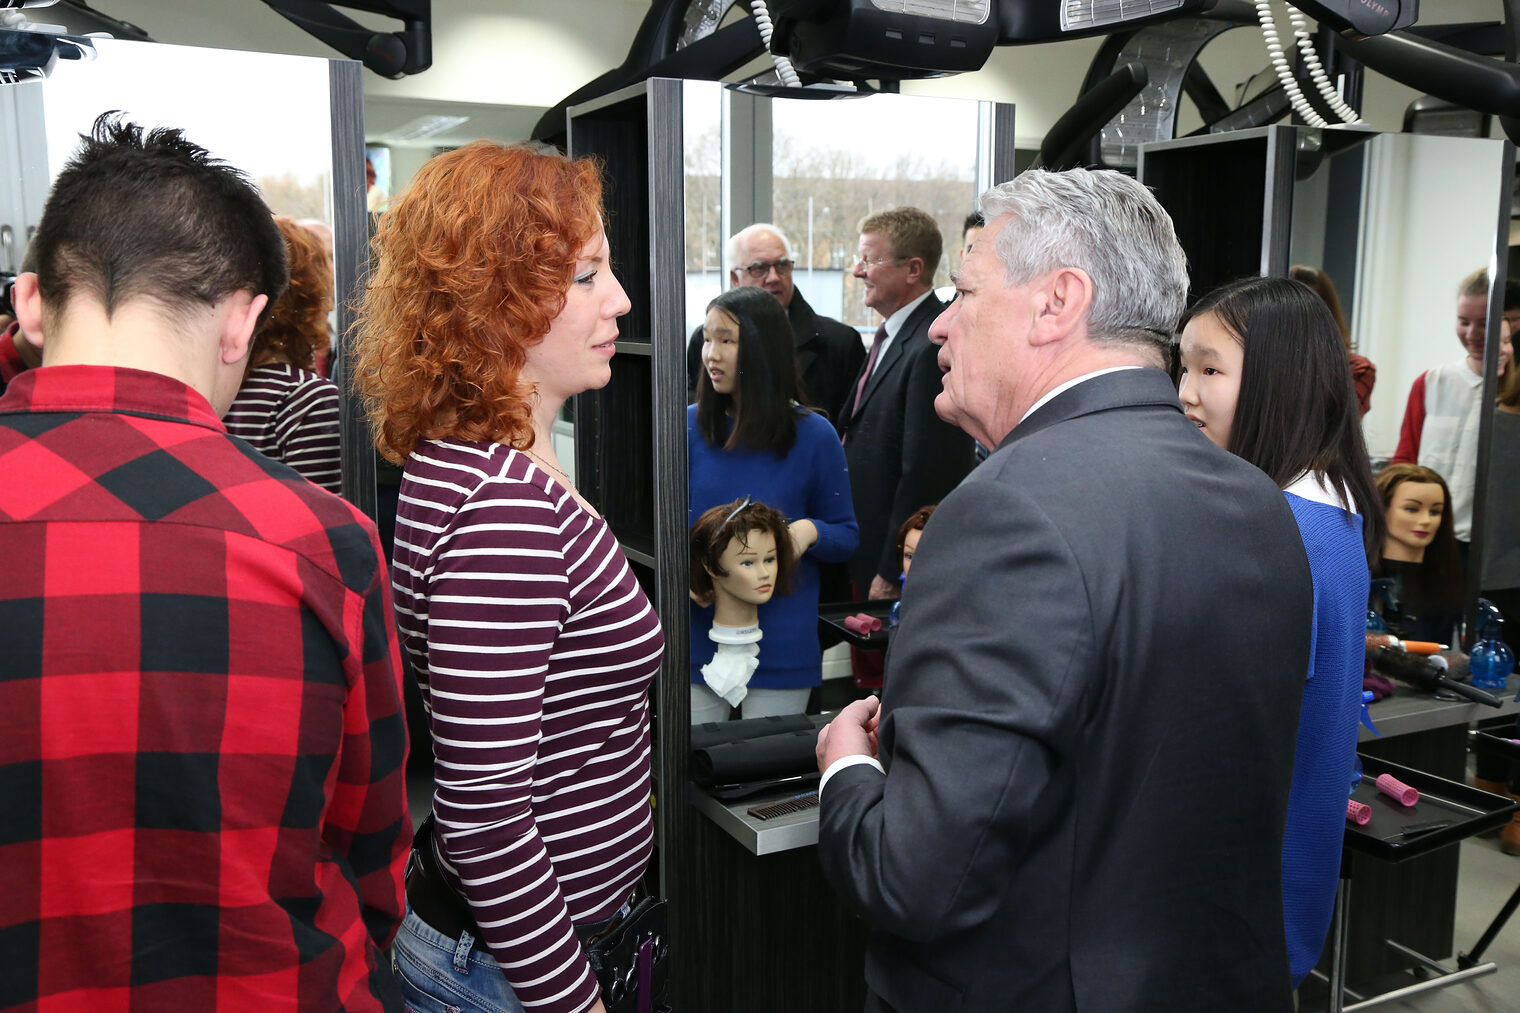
689, 498, 798, 709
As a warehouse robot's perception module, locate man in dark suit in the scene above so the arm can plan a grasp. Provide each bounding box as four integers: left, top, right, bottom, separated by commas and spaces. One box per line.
816, 169, 1315, 1012
686, 222, 864, 422
841, 207, 976, 601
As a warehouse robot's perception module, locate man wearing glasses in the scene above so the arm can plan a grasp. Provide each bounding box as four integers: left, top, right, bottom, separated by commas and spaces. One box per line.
685, 222, 865, 423
842, 207, 976, 603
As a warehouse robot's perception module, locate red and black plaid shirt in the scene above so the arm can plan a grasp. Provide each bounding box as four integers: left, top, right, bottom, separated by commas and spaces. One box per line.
0, 365, 409, 1012
0, 322, 27, 395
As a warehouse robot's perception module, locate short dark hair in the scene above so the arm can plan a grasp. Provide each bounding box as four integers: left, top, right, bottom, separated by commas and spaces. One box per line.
962, 211, 984, 238
1184, 276, 1383, 566
689, 498, 797, 601
29, 112, 287, 328
695, 286, 809, 454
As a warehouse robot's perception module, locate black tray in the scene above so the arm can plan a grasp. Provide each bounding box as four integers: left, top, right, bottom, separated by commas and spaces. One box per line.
818, 599, 896, 648
1344, 753, 1518, 862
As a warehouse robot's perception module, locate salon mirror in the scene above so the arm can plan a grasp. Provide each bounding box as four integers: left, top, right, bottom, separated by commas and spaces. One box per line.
1143, 125, 1515, 645
681, 83, 1001, 723
0, 30, 371, 510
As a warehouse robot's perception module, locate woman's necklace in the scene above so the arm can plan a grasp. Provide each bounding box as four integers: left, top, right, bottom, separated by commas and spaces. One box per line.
525, 447, 572, 485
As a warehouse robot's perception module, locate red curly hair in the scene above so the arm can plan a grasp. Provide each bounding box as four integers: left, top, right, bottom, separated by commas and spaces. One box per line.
253, 216, 333, 371
353, 142, 605, 462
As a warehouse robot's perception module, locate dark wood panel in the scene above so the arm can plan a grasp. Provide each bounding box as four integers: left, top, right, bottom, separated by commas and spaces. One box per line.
329, 59, 376, 519
677, 812, 868, 1012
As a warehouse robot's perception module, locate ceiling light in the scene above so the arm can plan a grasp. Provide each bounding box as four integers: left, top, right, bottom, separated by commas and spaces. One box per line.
1062, 0, 1187, 32
386, 114, 469, 143
868, 0, 991, 24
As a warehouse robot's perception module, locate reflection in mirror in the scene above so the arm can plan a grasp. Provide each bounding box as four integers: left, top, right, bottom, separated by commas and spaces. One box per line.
1145, 127, 1513, 644
1346, 134, 1510, 642
0, 31, 376, 511
683, 88, 990, 724
0, 31, 364, 489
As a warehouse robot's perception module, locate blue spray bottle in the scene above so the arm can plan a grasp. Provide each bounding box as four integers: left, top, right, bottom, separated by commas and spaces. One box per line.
1469, 598, 1514, 692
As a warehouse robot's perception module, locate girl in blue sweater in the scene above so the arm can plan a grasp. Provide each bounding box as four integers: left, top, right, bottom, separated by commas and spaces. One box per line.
690, 286, 859, 722
1179, 276, 1382, 989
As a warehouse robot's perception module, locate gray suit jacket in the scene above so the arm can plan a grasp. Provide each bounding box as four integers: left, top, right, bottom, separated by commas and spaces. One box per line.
818, 368, 1314, 1013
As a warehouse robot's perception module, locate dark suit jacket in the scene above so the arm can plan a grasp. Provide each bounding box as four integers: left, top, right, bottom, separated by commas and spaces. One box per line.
839, 292, 975, 589
686, 288, 866, 424
817, 368, 1314, 1013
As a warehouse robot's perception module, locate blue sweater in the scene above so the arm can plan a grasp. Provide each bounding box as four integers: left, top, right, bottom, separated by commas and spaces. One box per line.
689, 405, 859, 689
1281, 477, 1370, 986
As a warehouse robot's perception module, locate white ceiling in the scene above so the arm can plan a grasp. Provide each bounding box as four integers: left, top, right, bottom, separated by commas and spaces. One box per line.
88, 0, 654, 144
65, 0, 1520, 149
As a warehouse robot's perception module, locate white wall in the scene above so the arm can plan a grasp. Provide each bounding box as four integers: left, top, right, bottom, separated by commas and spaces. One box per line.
1355, 133, 1511, 458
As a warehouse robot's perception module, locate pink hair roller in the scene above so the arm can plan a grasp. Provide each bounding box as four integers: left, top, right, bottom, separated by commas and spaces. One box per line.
1346, 799, 1372, 825
843, 614, 882, 635
1376, 773, 1419, 807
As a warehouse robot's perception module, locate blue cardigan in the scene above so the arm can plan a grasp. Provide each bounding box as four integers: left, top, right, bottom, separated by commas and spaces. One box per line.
689, 405, 859, 690
1281, 476, 1370, 987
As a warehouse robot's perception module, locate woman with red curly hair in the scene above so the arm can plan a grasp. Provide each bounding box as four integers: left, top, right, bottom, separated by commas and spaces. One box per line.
222, 215, 342, 491
354, 142, 657, 1013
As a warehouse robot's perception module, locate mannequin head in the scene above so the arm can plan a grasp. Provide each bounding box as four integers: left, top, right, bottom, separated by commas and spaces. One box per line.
1377, 464, 1456, 564
690, 498, 798, 626
895, 504, 937, 579
1375, 463, 1462, 616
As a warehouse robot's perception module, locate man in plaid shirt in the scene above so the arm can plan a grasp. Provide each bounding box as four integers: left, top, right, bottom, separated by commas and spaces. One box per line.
0, 115, 410, 1011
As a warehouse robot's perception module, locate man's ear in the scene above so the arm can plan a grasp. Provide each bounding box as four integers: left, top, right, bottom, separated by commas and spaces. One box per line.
728, 269, 741, 290
903, 256, 926, 287
11, 272, 44, 346
219, 290, 268, 366
1029, 267, 1093, 346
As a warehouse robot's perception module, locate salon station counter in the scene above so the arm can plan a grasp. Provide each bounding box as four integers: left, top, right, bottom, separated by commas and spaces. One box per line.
691, 675, 1520, 856
682, 677, 1520, 1008
1321, 674, 1520, 992
1358, 675, 1520, 740
690, 784, 821, 855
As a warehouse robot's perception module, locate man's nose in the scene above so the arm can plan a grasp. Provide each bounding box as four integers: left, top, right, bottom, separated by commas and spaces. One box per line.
928, 304, 955, 344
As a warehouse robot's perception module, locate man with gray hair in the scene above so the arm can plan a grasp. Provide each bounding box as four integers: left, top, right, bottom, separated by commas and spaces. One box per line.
686, 222, 864, 421
815, 169, 1314, 1011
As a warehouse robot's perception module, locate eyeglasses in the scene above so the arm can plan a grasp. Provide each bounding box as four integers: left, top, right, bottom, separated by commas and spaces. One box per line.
854, 254, 908, 269
739, 259, 793, 279
721, 495, 753, 529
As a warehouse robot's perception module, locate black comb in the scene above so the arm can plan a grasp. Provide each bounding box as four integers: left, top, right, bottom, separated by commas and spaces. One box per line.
746, 792, 820, 820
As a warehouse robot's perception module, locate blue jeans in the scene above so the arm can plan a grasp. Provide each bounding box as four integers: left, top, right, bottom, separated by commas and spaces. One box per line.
391, 904, 524, 1013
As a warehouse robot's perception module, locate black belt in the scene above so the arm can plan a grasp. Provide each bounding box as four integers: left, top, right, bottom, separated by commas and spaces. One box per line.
405, 814, 633, 950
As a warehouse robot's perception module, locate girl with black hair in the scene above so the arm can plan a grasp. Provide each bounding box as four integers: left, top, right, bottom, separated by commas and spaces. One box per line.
1178, 276, 1381, 990
689, 286, 859, 722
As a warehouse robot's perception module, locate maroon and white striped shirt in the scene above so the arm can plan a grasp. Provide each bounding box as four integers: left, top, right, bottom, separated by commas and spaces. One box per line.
392, 438, 662, 1013
223, 362, 342, 493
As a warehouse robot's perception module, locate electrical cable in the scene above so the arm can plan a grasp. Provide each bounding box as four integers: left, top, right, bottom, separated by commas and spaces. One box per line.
1256, 0, 1330, 127
1288, 4, 1363, 123
749, 0, 801, 87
